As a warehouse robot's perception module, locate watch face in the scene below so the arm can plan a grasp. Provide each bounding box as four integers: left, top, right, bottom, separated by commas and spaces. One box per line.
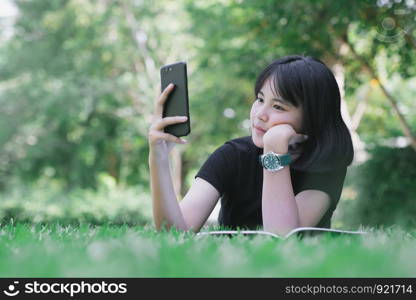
264, 153, 281, 170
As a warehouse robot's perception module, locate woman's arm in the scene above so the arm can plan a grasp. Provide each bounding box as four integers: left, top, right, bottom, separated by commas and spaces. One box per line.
149, 150, 220, 232
261, 142, 300, 236
261, 124, 329, 236
149, 149, 188, 231
148, 83, 190, 231
148, 83, 219, 232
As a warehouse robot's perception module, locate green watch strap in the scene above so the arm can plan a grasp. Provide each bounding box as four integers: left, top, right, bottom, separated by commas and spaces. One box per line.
279, 153, 292, 165
258, 152, 292, 166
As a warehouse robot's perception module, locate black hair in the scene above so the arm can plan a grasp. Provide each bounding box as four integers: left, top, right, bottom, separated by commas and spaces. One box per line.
254, 55, 354, 172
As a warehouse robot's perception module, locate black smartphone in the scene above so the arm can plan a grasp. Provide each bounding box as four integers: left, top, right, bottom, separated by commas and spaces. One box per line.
160, 61, 190, 137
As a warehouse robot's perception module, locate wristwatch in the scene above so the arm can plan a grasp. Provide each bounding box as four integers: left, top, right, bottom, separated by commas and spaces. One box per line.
259, 151, 292, 172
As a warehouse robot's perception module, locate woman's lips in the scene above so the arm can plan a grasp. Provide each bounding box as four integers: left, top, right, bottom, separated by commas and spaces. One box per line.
254, 126, 266, 135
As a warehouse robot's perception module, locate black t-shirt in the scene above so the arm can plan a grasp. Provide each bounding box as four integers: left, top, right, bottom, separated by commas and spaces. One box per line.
195, 136, 347, 230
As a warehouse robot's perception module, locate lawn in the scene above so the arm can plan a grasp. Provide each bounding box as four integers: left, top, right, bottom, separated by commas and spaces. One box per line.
0, 222, 415, 277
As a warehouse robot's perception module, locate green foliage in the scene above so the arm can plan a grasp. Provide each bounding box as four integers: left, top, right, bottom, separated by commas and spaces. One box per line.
0, 222, 415, 277
0, 176, 152, 226
0, 0, 187, 191
346, 145, 416, 228
353, 77, 416, 146
1, 0, 416, 229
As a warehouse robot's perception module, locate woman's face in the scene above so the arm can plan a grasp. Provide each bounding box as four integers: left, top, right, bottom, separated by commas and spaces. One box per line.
250, 77, 303, 148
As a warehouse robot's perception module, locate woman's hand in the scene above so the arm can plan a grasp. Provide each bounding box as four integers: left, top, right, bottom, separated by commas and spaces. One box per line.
148, 83, 188, 155
263, 124, 308, 162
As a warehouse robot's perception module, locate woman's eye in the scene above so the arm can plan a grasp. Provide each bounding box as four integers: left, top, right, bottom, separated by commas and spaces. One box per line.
256, 98, 285, 111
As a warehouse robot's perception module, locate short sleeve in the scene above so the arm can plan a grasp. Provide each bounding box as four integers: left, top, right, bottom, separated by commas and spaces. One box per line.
194, 142, 236, 197
296, 167, 347, 211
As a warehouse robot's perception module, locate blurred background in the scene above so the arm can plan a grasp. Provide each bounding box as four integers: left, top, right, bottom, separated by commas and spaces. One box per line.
0, 0, 415, 229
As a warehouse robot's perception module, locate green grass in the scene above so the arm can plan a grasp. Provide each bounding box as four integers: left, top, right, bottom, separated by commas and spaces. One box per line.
1, 222, 415, 277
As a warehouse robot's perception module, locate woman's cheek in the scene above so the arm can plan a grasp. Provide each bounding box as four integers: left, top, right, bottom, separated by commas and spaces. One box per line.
250, 104, 257, 119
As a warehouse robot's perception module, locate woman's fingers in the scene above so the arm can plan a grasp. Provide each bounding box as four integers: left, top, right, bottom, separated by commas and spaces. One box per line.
151, 116, 188, 131
289, 145, 303, 162
148, 116, 188, 146
152, 131, 187, 144
154, 83, 175, 117
288, 143, 299, 151
288, 134, 308, 148
148, 84, 189, 151
290, 134, 308, 144
288, 133, 308, 162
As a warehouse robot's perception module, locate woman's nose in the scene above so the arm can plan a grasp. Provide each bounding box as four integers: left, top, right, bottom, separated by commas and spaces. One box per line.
256, 106, 268, 122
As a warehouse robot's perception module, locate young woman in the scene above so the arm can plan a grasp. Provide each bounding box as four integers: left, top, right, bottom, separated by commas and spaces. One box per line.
148, 55, 353, 236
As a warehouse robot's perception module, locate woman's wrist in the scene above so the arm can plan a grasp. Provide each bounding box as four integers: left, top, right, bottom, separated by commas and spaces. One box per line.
149, 146, 170, 163
264, 139, 290, 154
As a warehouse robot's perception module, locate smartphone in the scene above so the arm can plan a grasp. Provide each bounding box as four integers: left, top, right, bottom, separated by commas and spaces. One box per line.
160, 61, 190, 137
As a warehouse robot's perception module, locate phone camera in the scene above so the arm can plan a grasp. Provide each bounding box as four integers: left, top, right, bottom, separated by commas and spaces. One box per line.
168, 67, 172, 71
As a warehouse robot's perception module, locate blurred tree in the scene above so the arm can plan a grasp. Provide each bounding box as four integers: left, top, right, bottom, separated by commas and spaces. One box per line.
0, 0, 196, 193
345, 145, 416, 228
184, 0, 416, 158
1, 0, 415, 205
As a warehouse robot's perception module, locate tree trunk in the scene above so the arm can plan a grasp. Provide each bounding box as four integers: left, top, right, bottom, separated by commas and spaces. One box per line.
340, 34, 416, 152
350, 84, 371, 132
